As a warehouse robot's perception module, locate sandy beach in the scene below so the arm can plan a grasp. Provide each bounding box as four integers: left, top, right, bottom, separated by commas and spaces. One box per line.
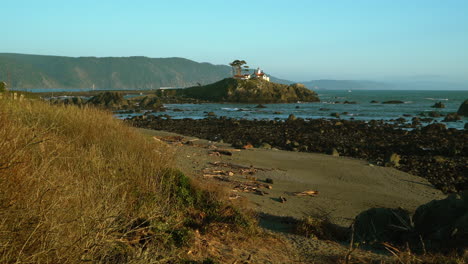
138, 128, 445, 228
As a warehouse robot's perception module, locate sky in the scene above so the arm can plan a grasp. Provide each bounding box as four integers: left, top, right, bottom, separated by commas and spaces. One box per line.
1, 0, 468, 82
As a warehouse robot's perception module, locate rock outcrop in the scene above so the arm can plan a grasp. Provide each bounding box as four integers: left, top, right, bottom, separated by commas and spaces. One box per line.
431, 102, 446, 108
354, 208, 411, 245
172, 78, 320, 103
413, 192, 468, 251
457, 99, 468, 116
352, 194, 468, 253
382, 100, 404, 104
138, 96, 164, 110
87, 92, 129, 109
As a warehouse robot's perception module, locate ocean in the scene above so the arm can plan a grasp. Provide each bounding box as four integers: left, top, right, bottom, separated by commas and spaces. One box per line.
13, 88, 468, 129
114, 90, 468, 130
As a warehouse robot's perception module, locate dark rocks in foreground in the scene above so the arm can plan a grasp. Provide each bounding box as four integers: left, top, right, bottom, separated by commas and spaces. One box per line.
127, 116, 467, 193
354, 192, 468, 253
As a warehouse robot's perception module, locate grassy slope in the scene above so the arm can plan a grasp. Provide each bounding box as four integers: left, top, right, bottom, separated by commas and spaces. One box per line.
0, 53, 232, 89
173, 78, 320, 103
0, 96, 254, 263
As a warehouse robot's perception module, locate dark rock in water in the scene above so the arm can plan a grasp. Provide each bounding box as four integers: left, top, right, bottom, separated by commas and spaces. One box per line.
287, 114, 297, 121
370, 100, 379, 103
354, 208, 411, 245
465, 123, 468, 130
395, 117, 406, 123
428, 111, 442, 118
206, 112, 216, 117
431, 102, 446, 108
382, 100, 404, 104
139, 96, 164, 110
457, 99, 468, 116
255, 104, 267, 108
384, 153, 401, 167
295, 105, 300, 109
87, 92, 128, 109
413, 192, 468, 252
273, 111, 282, 114
343, 100, 357, 104
442, 113, 461, 122
319, 108, 330, 111
330, 113, 340, 118
403, 114, 412, 117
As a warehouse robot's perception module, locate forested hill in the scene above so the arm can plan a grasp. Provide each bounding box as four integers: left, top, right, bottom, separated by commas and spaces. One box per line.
0, 53, 236, 89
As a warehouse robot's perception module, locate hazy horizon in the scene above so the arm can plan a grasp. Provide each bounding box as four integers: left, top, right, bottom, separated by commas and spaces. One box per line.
1, 0, 468, 84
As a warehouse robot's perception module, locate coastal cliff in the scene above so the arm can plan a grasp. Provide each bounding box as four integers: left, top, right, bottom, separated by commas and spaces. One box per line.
167, 78, 320, 103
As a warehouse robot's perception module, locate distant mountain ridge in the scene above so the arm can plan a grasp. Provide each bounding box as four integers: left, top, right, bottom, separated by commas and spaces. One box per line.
0, 53, 236, 89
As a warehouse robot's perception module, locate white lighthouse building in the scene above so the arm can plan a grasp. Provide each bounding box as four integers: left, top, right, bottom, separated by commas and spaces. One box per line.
251, 67, 270, 82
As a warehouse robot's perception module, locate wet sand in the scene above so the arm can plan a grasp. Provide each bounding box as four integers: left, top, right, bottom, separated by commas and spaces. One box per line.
138, 128, 445, 228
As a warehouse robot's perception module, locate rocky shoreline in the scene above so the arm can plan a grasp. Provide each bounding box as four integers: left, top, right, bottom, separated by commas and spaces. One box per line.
127, 116, 467, 193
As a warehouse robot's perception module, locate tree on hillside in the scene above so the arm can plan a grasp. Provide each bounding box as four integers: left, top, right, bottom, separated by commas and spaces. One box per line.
229, 60, 247, 76
0, 82, 6, 92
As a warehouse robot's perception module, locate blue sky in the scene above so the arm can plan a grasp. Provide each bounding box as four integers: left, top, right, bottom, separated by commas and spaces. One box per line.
1, 0, 468, 82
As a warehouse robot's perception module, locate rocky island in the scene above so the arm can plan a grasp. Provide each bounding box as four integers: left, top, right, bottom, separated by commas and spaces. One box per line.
160, 78, 320, 103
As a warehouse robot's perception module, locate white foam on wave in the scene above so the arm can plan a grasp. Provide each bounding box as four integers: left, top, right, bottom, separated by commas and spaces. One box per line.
221, 108, 239, 111
424, 98, 449, 101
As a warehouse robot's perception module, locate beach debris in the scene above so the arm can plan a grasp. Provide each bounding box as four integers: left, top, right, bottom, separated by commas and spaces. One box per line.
202, 168, 235, 178
242, 143, 254, 149
255, 189, 269, 196
216, 149, 233, 156
265, 178, 274, 184
293, 190, 319, 196
184, 140, 194, 146
228, 194, 241, 200
279, 196, 287, 203
209, 151, 221, 157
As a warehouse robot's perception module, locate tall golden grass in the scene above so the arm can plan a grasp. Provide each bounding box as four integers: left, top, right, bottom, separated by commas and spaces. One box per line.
0, 97, 201, 263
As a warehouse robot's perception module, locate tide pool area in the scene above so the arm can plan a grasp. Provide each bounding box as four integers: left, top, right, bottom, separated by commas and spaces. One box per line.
115, 90, 468, 130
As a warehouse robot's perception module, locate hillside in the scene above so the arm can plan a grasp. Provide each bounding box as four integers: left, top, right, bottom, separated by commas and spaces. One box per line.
0, 53, 234, 89
168, 78, 320, 103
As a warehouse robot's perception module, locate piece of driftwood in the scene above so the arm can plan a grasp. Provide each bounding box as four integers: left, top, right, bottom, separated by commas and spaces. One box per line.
293, 190, 319, 196
279, 196, 287, 203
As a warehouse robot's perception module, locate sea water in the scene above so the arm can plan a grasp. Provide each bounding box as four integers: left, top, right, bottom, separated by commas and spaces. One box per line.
114, 90, 468, 130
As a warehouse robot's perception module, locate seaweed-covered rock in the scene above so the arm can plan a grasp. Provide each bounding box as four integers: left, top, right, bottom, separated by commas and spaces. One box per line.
431, 102, 445, 108
354, 208, 411, 245
443, 113, 461, 122
87, 92, 129, 109
139, 96, 164, 110
457, 99, 468, 116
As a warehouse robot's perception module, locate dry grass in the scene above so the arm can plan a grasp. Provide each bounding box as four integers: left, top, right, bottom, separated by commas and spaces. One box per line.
0, 97, 253, 263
